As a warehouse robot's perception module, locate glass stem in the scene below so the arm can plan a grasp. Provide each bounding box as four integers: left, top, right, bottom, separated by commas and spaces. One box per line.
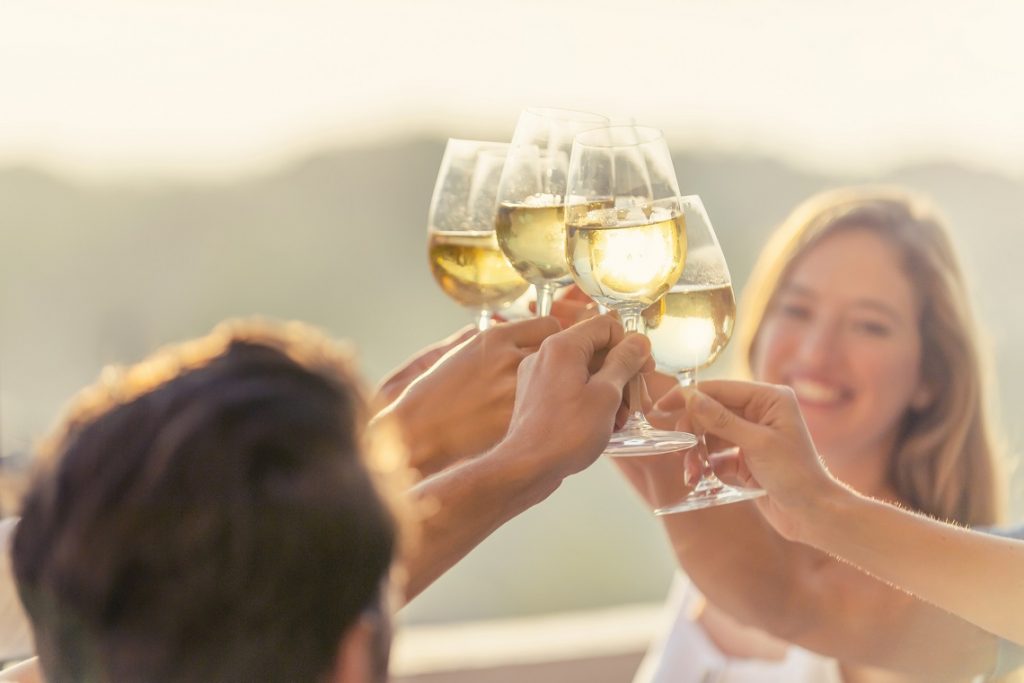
622, 309, 647, 423
475, 309, 491, 332
677, 368, 723, 491
535, 282, 557, 318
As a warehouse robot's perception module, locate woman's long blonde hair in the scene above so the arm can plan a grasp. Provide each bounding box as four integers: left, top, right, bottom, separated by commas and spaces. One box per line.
735, 187, 1004, 526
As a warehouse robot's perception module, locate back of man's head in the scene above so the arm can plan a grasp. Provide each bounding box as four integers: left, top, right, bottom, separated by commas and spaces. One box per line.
12, 321, 397, 682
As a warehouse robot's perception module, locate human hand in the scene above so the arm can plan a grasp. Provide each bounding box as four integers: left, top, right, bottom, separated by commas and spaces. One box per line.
374, 326, 477, 410
382, 317, 561, 476
658, 380, 844, 541
502, 315, 654, 481
614, 389, 706, 511
544, 287, 672, 418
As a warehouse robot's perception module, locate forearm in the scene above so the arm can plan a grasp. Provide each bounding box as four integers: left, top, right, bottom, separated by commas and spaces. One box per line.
662, 504, 807, 633
671, 380, 1000, 674
807, 487, 1024, 648
662, 502, 995, 676
620, 455, 816, 632
402, 439, 562, 601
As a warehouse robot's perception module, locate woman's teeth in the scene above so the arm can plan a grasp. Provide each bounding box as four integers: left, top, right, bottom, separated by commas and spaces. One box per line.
791, 379, 844, 405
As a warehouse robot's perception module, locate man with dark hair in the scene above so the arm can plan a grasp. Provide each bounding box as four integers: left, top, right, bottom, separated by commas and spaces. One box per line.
10, 315, 652, 682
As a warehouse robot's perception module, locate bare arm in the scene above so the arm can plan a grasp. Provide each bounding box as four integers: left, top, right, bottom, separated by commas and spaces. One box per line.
643, 382, 1011, 675
805, 486, 1024, 649
401, 316, 653, 601
616, 386, 999, 677
657, 503, 996, 677
690, 380, 1024, 650
402, 435, 561, 599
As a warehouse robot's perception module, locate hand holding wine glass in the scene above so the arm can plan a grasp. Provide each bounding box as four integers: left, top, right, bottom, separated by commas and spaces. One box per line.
565, 125, 697, 456
641, 195, 765, 512
377, 316, 561, 476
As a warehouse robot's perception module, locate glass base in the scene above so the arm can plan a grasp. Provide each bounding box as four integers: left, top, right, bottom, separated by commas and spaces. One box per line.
604, 428, 697, 457
654, 482, 765, 514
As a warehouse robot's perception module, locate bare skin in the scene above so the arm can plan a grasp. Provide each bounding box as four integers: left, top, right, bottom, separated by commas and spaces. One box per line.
690, 380, 1024, 650
374, 317, 560, 477
397, 316, 654, 600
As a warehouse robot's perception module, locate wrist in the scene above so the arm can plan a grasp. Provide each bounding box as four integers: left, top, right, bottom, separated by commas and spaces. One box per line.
481, 432, 566, 511
381, 393, 447, 476
794, 477, 861, 547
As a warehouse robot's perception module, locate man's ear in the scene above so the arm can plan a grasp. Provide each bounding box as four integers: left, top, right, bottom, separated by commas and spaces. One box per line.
327, 618, 375, 683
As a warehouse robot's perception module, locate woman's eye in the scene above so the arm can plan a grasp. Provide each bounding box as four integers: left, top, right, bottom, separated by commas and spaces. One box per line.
779, 303, 811, 320
852, 320, 891, 337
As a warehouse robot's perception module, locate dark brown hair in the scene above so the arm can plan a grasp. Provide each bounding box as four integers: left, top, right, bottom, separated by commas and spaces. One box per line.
12, 320, 398, 682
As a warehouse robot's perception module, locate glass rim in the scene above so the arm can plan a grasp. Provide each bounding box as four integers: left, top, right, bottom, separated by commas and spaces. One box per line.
521, 107, 610, 123
573, 125, 665, 148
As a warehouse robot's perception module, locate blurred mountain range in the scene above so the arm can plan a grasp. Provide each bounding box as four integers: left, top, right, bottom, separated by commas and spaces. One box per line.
1, 139, 1022, 623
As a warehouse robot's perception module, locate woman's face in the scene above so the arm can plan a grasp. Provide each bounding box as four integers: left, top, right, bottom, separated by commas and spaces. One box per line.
751, 229, 926, 466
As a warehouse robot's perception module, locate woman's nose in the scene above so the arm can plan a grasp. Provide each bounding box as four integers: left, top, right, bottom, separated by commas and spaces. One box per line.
795, 320, 840, 370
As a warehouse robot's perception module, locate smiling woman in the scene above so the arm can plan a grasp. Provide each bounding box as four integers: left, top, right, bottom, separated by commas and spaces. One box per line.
736, 187, 1003, 524
752, 230, 928, 497
632, 187, 1007, 682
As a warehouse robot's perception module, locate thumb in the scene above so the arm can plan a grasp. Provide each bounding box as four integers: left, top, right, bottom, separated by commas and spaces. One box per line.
592, 334, 650, 390
687, 390, 766, 450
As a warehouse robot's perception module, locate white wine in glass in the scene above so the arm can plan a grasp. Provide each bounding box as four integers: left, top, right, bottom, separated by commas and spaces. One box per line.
495, 108, 610, 317
644, 282, 735, 372
427, 139, 528, 330
567, 206, 686, 308
643, 195, 765, 512
566, 125, 697, 456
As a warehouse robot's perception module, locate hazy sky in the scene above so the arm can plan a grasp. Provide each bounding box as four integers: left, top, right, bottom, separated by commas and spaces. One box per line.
2, 0, 1023, 179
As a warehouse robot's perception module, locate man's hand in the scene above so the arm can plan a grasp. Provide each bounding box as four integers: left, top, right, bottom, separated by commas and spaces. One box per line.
374, 326, 477, 410
401, 315, 652, 599
381, 318, 561, 476
502, 315, 654, 481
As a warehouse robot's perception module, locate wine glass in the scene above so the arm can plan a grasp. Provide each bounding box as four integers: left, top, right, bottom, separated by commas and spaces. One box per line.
427, 139, 529, 331
495, 108, 610, 317
565, 125, 697, 456
643, 195, 765, 512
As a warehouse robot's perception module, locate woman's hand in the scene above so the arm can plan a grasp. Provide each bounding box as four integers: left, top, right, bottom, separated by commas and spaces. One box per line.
661, 380, 845, 542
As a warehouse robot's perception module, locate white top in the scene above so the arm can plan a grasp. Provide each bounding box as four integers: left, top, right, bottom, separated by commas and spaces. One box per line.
633, 574, 842, 683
